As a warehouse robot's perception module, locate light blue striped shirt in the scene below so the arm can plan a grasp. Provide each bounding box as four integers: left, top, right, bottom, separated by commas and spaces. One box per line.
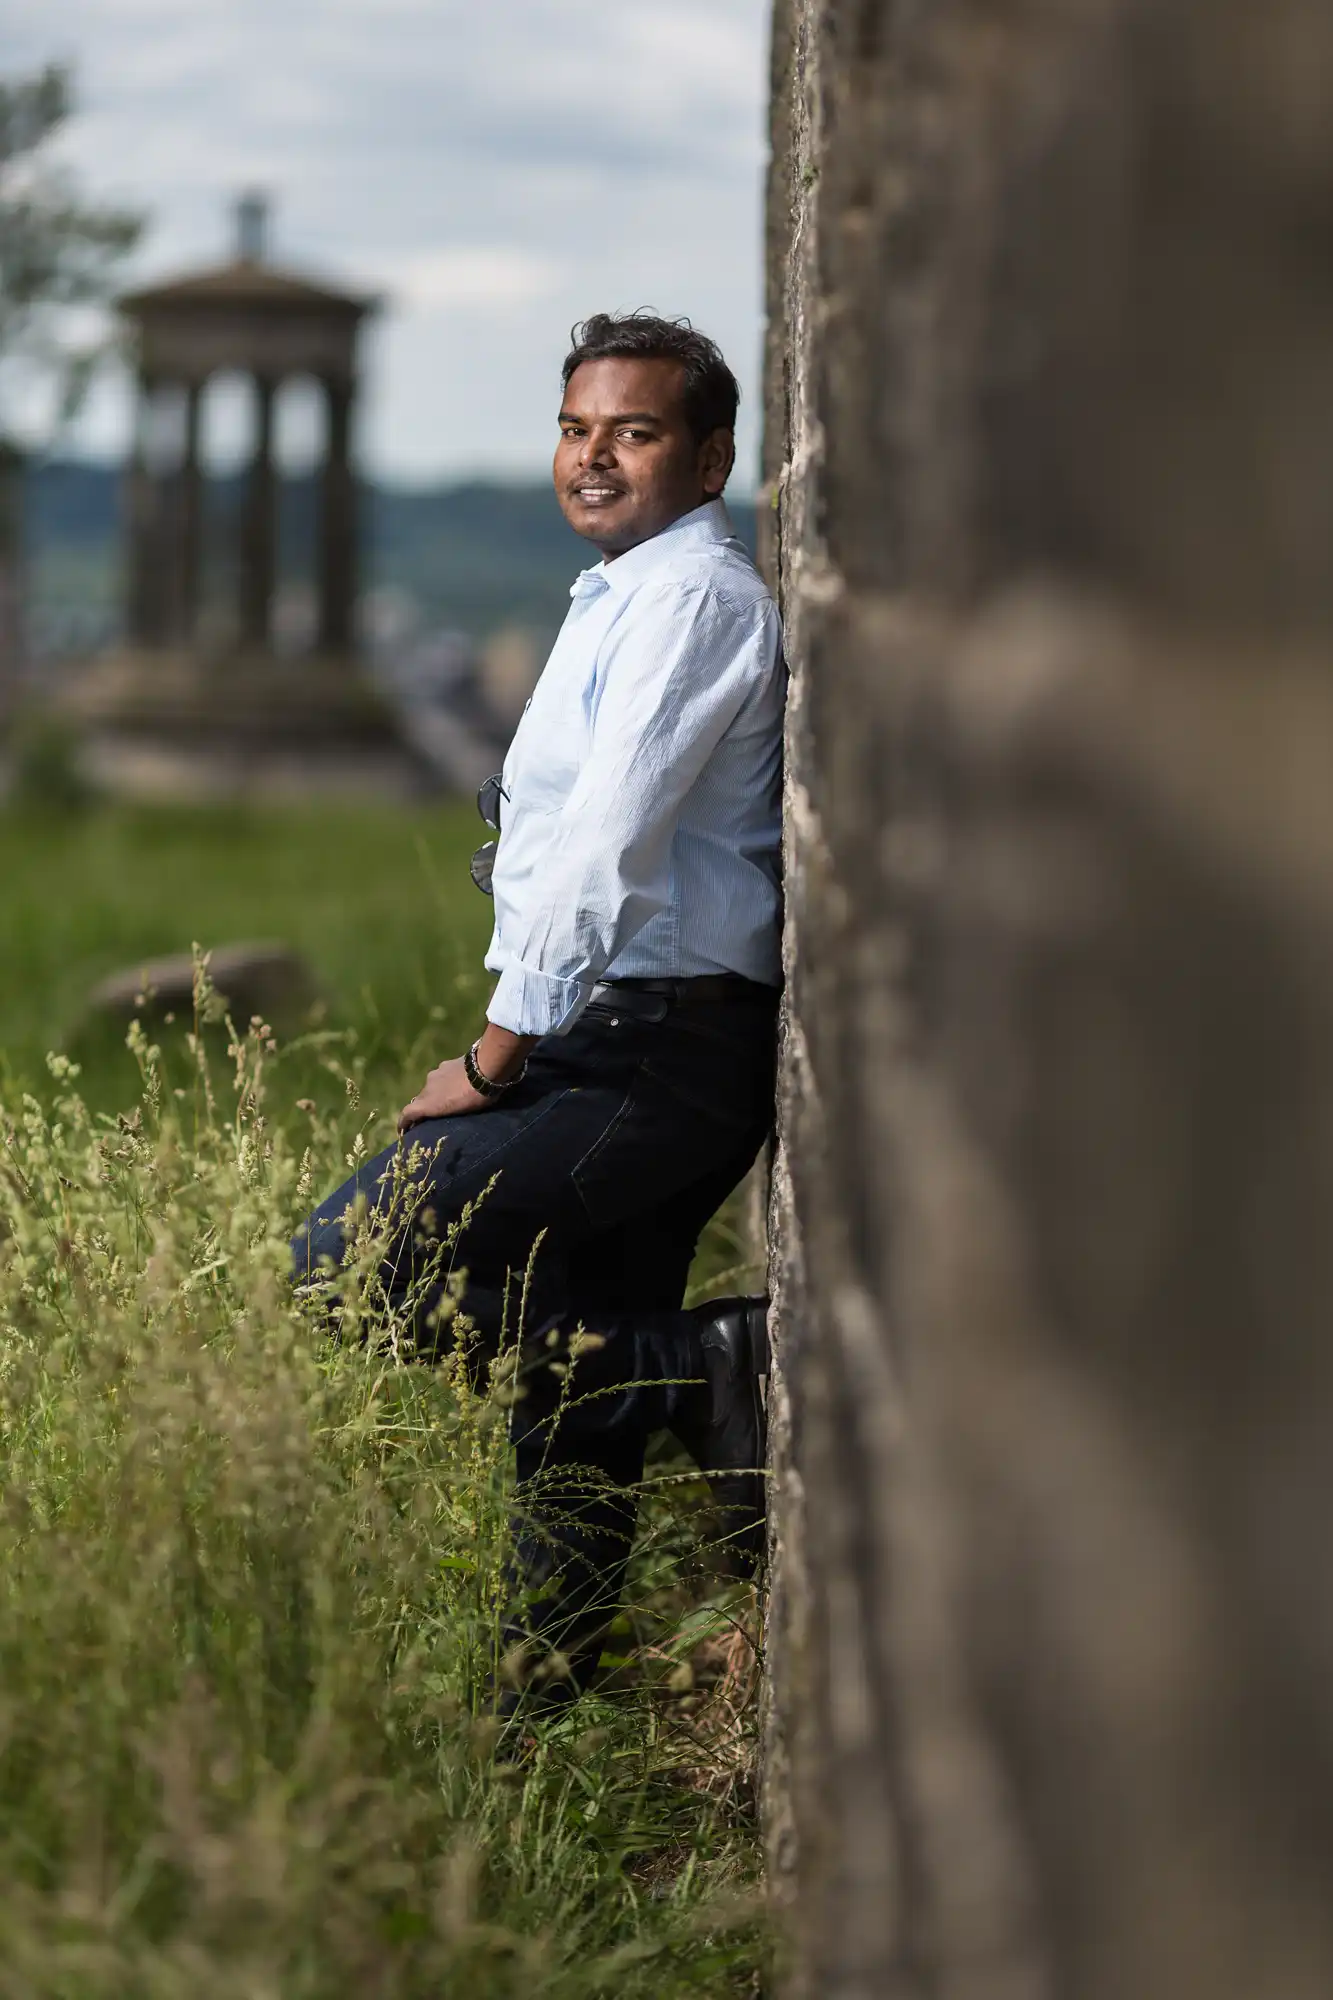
485, 497, 785, 1037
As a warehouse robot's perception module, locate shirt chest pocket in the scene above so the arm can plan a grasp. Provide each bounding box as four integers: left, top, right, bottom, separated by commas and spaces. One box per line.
503, 677, 590, 817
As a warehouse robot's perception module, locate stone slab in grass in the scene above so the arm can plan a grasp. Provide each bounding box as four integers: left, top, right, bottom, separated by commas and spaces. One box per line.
87, 942, 319, 1029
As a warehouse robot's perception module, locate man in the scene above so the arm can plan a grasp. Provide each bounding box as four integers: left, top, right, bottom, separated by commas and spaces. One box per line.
294, 312, 784, 1710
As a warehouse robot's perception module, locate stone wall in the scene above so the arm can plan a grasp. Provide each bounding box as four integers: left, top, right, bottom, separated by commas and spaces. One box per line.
762, 2, 1333, 1995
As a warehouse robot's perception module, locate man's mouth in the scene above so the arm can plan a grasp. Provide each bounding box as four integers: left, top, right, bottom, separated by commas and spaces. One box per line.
570, 484, 625, 506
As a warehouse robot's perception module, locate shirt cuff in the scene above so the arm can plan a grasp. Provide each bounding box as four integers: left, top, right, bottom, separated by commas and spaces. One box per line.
487, 960, 593, 1037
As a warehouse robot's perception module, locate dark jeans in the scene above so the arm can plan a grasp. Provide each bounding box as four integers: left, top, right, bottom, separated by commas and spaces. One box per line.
292, 985, 777, 1694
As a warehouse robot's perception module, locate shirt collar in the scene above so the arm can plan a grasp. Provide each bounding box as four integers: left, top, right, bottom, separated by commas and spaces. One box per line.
569, 497, 736, 600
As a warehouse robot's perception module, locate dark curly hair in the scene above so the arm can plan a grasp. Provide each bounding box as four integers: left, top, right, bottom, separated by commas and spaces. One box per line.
561, 312, 740, 442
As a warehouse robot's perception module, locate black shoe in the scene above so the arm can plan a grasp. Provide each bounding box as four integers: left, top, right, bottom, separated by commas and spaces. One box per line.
677, 1296, 770, 1578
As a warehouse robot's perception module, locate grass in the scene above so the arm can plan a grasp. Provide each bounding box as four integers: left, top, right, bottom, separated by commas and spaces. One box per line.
0, 800, 768, 1996
0, 799, 492, 1105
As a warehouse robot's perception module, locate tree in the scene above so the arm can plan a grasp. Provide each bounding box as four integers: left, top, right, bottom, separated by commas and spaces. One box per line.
0, 63, 141, 724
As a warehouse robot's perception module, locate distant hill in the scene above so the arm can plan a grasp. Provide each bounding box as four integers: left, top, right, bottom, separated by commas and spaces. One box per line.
24, 460, 758, 660
27, 460, 122, 548
367, 480, 595, 641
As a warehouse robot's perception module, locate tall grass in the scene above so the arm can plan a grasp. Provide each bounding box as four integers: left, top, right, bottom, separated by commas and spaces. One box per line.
0, 801, 493, 1108
0, 956, 766, 1995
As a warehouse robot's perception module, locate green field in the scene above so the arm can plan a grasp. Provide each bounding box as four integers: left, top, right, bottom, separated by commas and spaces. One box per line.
0, 800, 491, 1104
0, 802, 766, 1995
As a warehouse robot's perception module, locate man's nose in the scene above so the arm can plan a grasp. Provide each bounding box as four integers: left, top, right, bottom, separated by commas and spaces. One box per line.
579, 426, 618, 469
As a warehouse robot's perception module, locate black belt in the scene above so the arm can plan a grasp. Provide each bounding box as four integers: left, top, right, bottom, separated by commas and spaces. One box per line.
589, 974, 779, 1012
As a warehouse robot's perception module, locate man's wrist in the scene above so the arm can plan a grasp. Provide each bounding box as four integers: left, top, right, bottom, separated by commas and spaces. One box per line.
464, 1039, 513, 1100
475, 1023, 537, 1087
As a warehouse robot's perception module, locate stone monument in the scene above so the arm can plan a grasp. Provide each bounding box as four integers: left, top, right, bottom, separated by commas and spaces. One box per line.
68, 195, 421, 795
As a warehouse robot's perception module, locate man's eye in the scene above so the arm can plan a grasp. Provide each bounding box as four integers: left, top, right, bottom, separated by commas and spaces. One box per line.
620, 429, 650, 443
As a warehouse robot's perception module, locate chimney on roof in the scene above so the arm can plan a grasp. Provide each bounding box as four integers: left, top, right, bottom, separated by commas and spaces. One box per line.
235, 191, 269, 264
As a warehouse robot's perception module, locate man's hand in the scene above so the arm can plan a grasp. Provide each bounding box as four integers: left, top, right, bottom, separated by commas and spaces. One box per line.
396, 1026, 537, 1134
397, 1057, 488, 1133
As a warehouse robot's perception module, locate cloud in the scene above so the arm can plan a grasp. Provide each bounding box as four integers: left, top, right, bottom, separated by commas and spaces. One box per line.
9, 0, 771, 480
374, 247, 562, 312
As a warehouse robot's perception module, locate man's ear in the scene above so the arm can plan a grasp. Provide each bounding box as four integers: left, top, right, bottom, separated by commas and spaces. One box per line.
700, 427, 735, 496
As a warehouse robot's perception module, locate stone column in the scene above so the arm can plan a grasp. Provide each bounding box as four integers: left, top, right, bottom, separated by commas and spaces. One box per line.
317, 374, 356, 655
171, 378, 203, 646
240, 373, 276, 649
126, 371, 166, 647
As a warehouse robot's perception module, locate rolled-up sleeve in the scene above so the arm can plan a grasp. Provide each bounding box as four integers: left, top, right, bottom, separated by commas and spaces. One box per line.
486, 581, 776, 1036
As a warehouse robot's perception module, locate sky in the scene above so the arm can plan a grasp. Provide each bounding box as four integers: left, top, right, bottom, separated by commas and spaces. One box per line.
8, 0, 773, 486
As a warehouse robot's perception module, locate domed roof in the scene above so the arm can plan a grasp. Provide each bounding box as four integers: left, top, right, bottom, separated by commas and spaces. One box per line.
120, 257, 374, 319
120, 197, 376, 320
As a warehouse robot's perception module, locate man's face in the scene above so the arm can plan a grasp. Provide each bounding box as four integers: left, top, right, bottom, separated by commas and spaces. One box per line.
554, 356, 733, 558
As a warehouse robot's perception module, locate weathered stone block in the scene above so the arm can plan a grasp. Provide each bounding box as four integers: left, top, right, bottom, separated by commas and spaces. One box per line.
87, 942, 318, 1030
764, 2, 1333, 1994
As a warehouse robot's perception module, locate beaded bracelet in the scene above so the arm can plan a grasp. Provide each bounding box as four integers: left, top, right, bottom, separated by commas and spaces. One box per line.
464, 1038, 523, 1100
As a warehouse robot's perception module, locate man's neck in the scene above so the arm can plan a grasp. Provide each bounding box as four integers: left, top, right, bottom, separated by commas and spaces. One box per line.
597, 492, 716, 564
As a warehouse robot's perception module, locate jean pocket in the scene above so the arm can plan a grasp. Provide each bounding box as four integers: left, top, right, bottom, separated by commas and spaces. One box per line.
569, 1084, 642, 1228
642, 1033, 774, 1131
